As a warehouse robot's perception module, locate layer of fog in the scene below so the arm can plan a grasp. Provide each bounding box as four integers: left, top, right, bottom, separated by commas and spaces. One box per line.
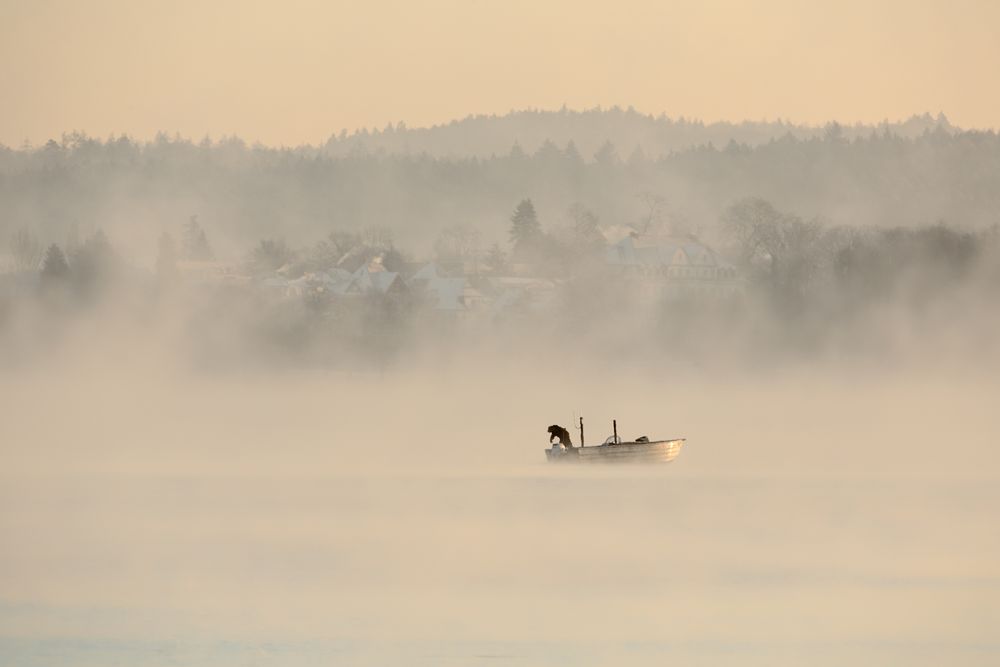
2, 354, 999, 665
2, 107, 999, 665
2, 259, 998, 664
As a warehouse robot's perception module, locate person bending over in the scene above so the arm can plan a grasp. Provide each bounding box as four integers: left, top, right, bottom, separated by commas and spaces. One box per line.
547, 424, 574, 449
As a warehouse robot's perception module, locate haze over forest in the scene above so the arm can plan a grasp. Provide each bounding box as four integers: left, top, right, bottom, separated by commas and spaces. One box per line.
3, 108, 997, 258
2, 106, 1000, 376
3, 2, 1000, 662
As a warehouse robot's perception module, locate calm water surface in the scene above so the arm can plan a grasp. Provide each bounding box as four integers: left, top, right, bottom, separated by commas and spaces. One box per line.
2, 469, 998, 666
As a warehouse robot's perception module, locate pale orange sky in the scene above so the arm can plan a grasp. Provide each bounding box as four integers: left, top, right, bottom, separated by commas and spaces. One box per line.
1, 0, 998, 146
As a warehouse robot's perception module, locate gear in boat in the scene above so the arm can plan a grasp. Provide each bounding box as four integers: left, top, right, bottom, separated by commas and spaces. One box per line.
546, 418, 686, 464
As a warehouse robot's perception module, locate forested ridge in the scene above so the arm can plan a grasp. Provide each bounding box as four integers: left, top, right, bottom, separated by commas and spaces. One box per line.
1, 109, 997, 260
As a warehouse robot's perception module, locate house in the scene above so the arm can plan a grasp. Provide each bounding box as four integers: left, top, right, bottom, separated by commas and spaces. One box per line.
475, 275, 559, 317
259, 260, 407, 302
406, 262, 486, 313
313, 268, 354, 295
342, 258, 406, 297
606, 234, 741, 296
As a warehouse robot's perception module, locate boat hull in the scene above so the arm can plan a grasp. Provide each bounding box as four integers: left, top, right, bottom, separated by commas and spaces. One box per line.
545, 439, 685, 464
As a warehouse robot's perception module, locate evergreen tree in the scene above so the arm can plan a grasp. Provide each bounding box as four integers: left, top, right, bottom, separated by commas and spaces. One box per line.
563, 141, 583, 166
40, 243, 70, 282
594, 140, 620, 166
508, 198, 542, 252
626, 145, 648, 168
182, 215, 214, 260
72, 229, 119, 292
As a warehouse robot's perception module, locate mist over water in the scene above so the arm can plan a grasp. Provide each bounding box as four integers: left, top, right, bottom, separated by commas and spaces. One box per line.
5, 0, 1000, 662
2, 101, 1000, 666
2, 339, 999, 665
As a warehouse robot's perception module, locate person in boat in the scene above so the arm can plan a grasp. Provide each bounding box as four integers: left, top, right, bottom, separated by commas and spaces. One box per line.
547, 424, 574, 449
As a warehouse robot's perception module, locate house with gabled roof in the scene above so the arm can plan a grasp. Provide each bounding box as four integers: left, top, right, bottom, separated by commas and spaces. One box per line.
405, 262, 487, 313
607, 233, 741, 296
344, 260, 406, 296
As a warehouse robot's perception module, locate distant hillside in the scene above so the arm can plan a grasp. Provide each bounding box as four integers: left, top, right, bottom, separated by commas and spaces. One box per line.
322, 107, 959, 160
1, 112, 996, 266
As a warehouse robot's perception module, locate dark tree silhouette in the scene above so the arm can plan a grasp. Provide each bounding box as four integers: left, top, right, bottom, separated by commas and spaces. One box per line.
182, 215, 214, 261
594, 140, 620, 166
508, 199, 542, 255
721, 197, 784, 268
2, 116, 998, 260
721, 197, 827, 299
40, 243, 70, 282
69, 230, 121, 298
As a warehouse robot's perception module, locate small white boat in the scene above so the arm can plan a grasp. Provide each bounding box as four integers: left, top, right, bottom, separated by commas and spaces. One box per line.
545, 419, 686, 464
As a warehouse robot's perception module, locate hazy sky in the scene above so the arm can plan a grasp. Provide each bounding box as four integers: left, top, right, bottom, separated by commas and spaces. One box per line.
1, 0, 999, 146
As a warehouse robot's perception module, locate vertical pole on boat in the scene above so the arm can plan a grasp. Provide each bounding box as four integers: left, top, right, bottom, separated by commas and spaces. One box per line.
579, 416, 585, 447
613, 419, 618, 444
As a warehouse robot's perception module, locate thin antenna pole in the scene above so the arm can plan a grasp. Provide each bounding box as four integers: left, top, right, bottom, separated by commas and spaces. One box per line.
613, 419, 618, 444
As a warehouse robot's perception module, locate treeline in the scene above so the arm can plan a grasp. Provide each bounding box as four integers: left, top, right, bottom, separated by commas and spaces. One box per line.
650, 198, 1000, 362
718, 197, 998, 305
8, 216, 214, 296
3, 196, 999, 369
321, 107, 960, 159
2, 113, 998, 261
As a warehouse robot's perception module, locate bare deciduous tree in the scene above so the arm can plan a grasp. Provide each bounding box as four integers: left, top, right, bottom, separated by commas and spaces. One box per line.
566, 203, 604, 253
361, 226, 394, 250
722, 197, 827, 296
10, 228, 44, 271
635, 192, 666, 235
434, 225, 481, 264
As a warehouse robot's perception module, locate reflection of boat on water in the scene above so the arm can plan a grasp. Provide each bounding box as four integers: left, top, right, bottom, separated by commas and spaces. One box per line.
545, 418, 686, 464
